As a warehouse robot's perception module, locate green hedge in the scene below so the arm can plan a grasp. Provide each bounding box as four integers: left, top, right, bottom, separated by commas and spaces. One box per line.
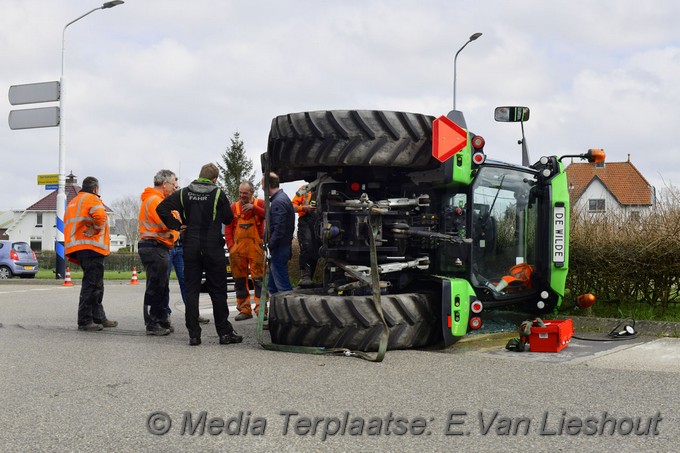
566, 193, 680, 312
38, 251, 142, 273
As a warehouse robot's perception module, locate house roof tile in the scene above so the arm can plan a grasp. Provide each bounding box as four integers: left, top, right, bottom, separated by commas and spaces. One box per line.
564, 160, 653, 205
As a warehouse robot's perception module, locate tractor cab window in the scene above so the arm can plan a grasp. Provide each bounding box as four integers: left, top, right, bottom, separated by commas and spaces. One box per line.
469, 166, 538, 296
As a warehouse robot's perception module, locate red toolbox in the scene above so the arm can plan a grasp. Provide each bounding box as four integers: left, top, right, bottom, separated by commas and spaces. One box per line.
529, 318, 574, 352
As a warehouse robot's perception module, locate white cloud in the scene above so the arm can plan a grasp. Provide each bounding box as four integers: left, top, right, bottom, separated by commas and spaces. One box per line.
2, 0, 679, 213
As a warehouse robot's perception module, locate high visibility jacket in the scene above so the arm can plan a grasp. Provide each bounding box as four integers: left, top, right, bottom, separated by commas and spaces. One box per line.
64, 191, 110, 263
224, 197, 265, 249
138, 187, 177, 248
292, 187, 315, 217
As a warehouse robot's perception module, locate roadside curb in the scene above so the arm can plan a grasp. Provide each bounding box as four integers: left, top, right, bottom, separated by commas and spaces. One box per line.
567, 315, 680, 337
0, 279, 137, 286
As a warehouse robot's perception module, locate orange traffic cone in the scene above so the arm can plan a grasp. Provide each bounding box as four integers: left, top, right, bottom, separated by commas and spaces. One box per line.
130, 266, 139, 285
62, 267, 74, 287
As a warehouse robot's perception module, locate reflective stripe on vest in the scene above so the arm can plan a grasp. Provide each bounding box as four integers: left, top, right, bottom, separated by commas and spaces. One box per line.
65, 192, 109, 254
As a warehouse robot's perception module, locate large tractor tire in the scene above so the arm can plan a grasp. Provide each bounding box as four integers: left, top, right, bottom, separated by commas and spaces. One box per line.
268, 291, 441, 352
267, 110, 438, 182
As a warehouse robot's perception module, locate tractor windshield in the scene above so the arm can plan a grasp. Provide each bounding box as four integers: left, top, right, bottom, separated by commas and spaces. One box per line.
469, 165, 539, 295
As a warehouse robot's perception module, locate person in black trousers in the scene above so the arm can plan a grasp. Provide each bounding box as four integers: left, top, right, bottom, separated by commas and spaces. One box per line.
157, 163, 242, 346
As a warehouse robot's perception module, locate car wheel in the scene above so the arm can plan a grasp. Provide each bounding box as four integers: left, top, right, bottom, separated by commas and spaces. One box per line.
0, 265, 12, 279
267, 110, 438, 181
268, 290, 441, 352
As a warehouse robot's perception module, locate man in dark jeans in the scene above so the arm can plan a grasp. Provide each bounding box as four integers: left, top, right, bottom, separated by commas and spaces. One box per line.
164, 201, 210, 325
157, 163, 242, 346
137, 169, 178, 336
265, 172, 295, 295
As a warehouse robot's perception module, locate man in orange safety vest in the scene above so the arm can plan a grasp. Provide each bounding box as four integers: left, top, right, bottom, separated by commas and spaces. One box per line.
65, 176, 117, 332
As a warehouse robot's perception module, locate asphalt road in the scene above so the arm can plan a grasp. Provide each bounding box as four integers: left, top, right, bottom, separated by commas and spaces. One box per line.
1, 281, 679, 452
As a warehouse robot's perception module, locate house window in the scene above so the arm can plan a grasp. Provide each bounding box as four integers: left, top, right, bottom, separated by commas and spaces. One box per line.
588, 199, 605, 212
36, 213, 43, 227
629, 211, 641, 221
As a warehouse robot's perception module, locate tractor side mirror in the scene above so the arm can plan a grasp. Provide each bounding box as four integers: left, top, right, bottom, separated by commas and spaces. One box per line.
494, 106, 530, 123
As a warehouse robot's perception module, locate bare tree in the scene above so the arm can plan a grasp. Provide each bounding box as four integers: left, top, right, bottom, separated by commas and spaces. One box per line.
110, 195, 141, 252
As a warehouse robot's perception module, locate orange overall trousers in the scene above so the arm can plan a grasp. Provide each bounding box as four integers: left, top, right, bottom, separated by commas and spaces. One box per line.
229, 204, 265, 315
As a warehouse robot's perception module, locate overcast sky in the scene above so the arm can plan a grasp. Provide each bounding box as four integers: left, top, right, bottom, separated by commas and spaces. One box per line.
2, 0, 679, 211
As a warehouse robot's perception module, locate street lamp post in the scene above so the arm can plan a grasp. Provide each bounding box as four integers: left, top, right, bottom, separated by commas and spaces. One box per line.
55, 1, 124, 278
453, 32, 482, 111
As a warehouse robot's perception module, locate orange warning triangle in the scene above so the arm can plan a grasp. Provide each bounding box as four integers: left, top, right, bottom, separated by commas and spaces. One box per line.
432, 115, 468, 162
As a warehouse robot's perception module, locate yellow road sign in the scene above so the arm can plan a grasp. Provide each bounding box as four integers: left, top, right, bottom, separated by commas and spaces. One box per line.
37, 174, 59, 185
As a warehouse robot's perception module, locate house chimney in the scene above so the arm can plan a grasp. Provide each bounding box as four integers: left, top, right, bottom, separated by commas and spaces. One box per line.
66, 172, 77, 186
627, 153, 631, 162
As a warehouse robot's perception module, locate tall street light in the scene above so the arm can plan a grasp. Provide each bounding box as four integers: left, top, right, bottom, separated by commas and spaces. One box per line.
56, 0, 124, 278
453, 32, 482, 111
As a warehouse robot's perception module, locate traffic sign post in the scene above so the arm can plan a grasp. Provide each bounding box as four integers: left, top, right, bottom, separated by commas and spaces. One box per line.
9, 107, 60, 130
37, 174, 60, 185
8, 81, 61, 130
9, 81, 60, 105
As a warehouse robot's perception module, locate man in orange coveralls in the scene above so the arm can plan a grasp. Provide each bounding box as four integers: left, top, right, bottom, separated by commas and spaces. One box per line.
225, 181, 266, 321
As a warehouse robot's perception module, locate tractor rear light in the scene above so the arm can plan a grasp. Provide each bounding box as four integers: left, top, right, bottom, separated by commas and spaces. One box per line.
472, 152, 486, 165
469, 317, 483, 330
10, 250, 19, 261
350, 182, 361, 191
472, 135, 485, 149
471, 300, 483, 314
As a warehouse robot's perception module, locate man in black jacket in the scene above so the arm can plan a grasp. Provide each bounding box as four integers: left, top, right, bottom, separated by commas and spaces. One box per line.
157, 163, 242, 346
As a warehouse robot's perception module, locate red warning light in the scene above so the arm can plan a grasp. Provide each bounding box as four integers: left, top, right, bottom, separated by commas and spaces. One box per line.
350, 182, 361, 191
469, 317, 483, 330
471, 300, 483, 314
472, 135, 485, 149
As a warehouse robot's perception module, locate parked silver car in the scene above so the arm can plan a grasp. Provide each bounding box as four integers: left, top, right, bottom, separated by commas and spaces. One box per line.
0, 240, 39, 279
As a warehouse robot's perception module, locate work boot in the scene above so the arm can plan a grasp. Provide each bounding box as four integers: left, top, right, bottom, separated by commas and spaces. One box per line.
160, 320, 174, 333
299, 268, 313, 287
189, 337, 201, 346
101, 319, 118, 328
235, 312, 253, 321
198, 315, 210, 324
78, 323, 103, 332
146, 325, 171, 336
219, 331, 244, 345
